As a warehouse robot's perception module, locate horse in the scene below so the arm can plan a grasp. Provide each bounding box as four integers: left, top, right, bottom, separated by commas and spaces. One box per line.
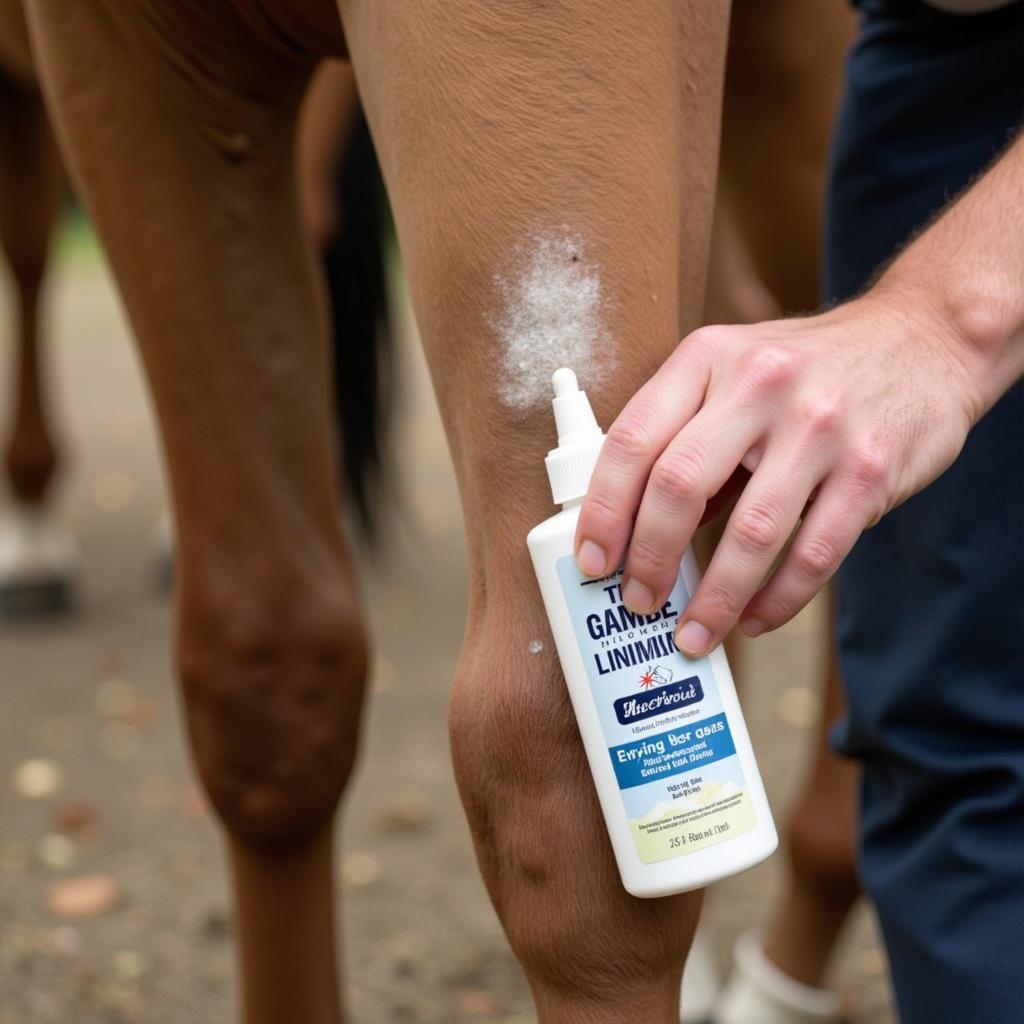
0, 1, 860, 1021
0, 53, 390, 613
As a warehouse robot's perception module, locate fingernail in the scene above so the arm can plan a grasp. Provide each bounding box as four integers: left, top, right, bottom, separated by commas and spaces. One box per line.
576, 539, 607, 577
676, 620, 712, 657
739, 618, 765, 638
622, 578, 655, 614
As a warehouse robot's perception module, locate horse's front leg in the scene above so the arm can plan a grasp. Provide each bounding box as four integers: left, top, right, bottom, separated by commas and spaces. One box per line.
342, 2, 730, 1019
0, 63, 73, 613
29, 4, 361, 1021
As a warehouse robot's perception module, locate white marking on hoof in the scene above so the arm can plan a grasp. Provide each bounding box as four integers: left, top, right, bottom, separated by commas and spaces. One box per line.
0, 505, 78, 615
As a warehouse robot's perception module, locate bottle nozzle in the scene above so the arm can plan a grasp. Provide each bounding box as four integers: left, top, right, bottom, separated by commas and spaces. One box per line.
552, 367, 579, 399
551, 367, 601, 447
545, 367, 606, 505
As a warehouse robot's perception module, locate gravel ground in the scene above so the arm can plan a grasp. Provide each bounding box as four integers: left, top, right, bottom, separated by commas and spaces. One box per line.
0, 242, 896, 1023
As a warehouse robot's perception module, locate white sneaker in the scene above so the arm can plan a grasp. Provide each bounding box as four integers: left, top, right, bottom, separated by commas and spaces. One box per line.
0, 505, 78, 614
714, 931, 843, 1024
681, 925, 722, 1023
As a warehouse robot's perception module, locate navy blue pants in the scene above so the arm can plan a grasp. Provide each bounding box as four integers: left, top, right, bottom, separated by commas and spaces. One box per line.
824, 2, 1024, 1020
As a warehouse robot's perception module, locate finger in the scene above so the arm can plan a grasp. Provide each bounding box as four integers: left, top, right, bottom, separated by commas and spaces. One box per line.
621, 401, 769, 615
574, 340, 713, 578
672, 447, 823, 655
736, 472, 881, 635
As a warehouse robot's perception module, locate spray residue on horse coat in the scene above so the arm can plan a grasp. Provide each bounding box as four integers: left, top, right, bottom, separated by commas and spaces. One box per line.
490, 230, 613, 411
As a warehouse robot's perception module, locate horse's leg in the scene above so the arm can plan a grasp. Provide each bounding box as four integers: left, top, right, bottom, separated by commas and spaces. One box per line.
0, 66, 73, 612
0, 69, 62, 504
341, 3, 729, 1019
718, 0, 855, 314
29, 6, 357, 1022
711, 606, 859, 1024
759, 595, 861, 987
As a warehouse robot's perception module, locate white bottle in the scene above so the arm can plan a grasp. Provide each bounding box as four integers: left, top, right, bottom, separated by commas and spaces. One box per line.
527, 368, 777, 897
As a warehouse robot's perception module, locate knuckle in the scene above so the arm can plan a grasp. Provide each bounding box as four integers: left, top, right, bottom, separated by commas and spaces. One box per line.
651, 448, 705, 506
738, 344, 801, 395
732, 501, 785, 554
847, 443, 889, 494
628, 536, 673, 576
864, 502, 887, 528
698, 582, 743, 619
799, 394, 844, 437
581, 489, 621, 531
685, 323, 733, 355
793, 535, 841, 582
759, 590, 799, 629
604, 420, 655, 464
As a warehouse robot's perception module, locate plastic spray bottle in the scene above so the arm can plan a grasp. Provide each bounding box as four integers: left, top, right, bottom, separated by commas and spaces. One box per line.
527, 368, 777, 897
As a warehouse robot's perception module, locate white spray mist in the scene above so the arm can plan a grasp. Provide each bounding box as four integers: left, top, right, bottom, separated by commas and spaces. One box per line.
490, 230, 615, 411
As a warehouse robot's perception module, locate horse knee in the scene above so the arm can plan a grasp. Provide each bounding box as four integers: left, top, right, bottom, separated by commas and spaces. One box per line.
450, 612, 696, 994
178, 568, 369, 851
450, 616, 581, 879
784, 785, 860, 905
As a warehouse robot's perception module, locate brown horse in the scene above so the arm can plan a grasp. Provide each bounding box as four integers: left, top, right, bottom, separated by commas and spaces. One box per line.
0, 1, 860, 1022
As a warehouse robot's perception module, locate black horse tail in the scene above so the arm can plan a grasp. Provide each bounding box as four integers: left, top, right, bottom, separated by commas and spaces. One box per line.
322, 107, 395, 541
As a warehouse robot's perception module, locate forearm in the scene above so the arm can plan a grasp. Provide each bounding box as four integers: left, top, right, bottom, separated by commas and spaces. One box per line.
876, 132, 1024, 420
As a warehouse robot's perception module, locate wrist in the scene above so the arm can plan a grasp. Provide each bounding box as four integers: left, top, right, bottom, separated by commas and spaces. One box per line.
935, 278, 1023, 420
874, 263, 1015, 424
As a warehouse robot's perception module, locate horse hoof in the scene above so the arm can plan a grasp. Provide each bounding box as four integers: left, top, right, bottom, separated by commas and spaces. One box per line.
0, 506, 78, 618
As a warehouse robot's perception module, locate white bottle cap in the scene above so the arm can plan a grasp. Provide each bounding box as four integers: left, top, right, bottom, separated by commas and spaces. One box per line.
544, 368, 606, 505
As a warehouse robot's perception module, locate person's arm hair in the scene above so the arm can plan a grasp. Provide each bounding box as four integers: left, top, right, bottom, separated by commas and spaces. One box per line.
879, 132, 1024, 420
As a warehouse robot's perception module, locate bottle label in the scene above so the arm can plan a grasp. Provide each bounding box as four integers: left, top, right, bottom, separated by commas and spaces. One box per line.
557, 557, 756, 864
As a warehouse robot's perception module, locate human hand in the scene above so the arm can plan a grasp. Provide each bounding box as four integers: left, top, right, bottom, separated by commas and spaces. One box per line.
574, 288, 982, 656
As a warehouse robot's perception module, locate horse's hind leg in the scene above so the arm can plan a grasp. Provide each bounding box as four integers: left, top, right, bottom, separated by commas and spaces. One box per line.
342, 2, 729, 1019
0, 68, 62, 505
29, 5, 358, 1021
0, 66, 72, 613
759, 596, 860, 987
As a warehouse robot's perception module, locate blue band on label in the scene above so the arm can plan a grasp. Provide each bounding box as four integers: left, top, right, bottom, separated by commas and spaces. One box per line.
613, 676, 703, 725
608, 713, 736, 790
